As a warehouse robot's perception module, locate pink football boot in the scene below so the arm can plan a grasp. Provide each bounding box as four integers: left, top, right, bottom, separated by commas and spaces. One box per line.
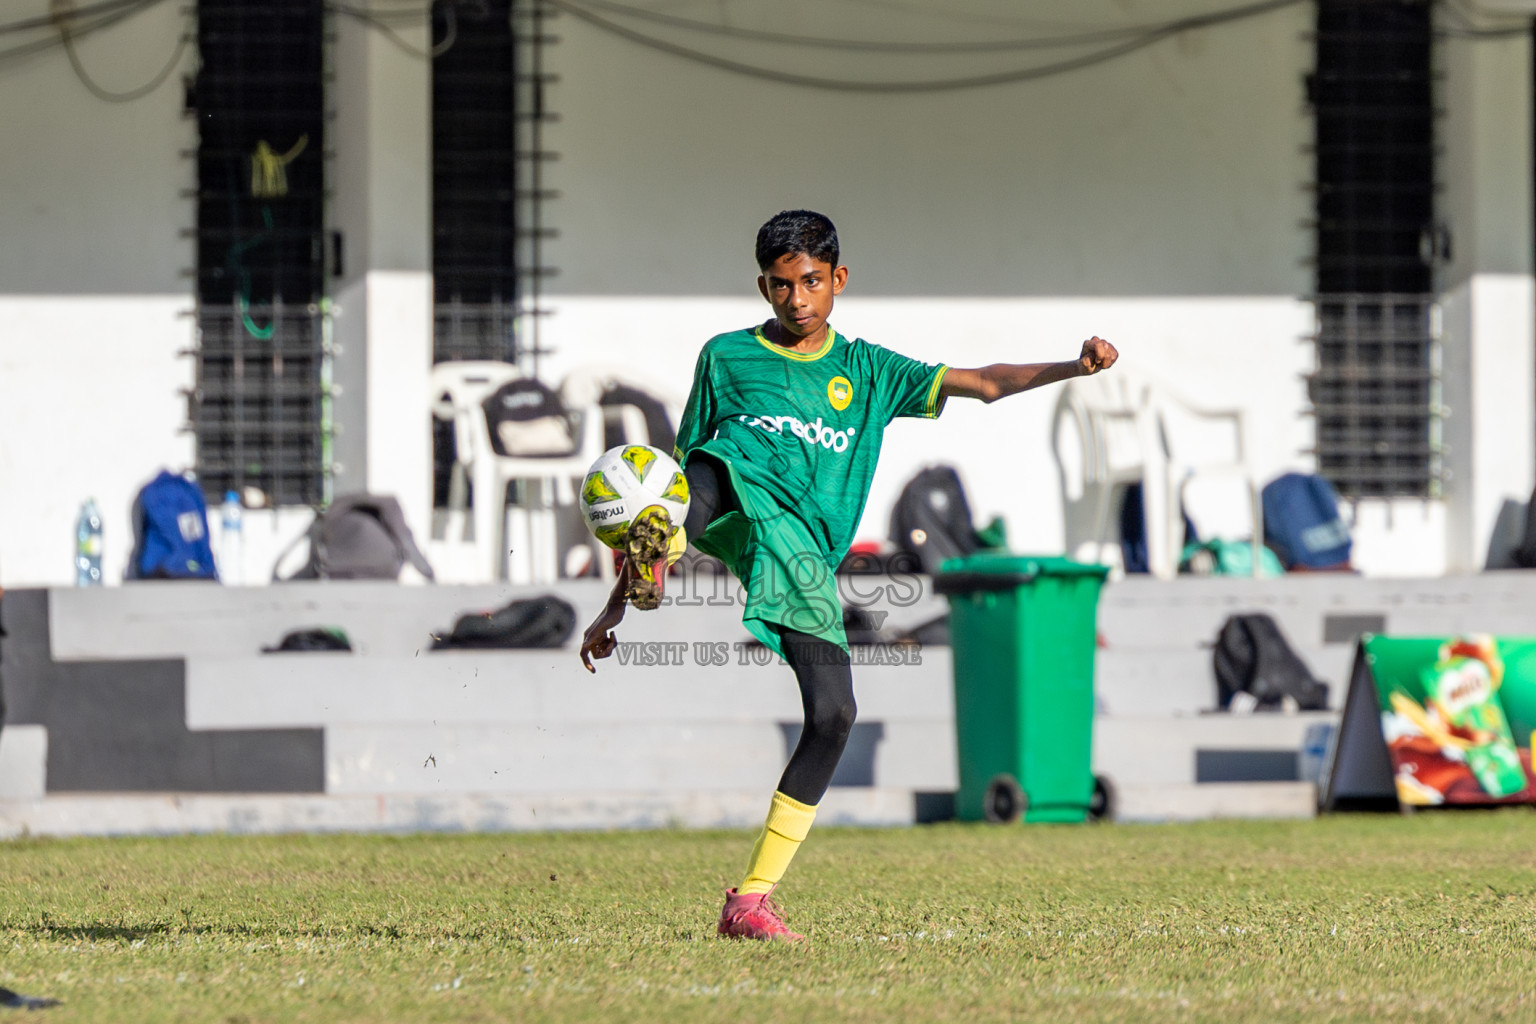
717, 888, 804, 942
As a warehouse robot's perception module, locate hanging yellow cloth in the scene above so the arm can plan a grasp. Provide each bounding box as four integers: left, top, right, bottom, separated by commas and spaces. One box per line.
250, 135, 309, 198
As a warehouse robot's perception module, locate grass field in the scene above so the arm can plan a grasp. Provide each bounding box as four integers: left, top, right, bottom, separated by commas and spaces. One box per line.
1, 812, 1534, 1023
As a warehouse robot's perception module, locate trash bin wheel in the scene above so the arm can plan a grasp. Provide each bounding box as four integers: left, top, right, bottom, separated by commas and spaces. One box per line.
983, 774, 1026, 823
1088, 775, 1116, 822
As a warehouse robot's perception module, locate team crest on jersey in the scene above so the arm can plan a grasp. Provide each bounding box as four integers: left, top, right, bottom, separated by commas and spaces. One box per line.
827, 376, 853, 411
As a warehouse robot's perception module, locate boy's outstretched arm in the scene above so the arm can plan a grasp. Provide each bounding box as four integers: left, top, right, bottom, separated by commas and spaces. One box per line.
579, 563, 631, 672
940, 336, 1117, 403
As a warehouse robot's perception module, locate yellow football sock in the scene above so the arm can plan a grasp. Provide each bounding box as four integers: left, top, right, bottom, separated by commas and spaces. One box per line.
738, 791, 817, 896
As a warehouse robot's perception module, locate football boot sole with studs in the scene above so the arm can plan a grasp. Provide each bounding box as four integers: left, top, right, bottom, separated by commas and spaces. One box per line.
624, 505, 674, 611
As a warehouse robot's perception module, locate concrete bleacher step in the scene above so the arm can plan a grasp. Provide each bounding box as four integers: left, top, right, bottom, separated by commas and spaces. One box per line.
1112, 782, 1319, 823
1100, 572, 1536, 652
1094, 711, 1337, 787
47, 580, 952, 661
182, 652, 955, 729
1091, 646, 1353, 716
0, 788, 926, 839
51, 571, 1536, 661
0, 782, 1315, 838
0, 782, 1319, 836
181, 650, 960, 796
1095, 649, 1218, 716
0, 726, 46, 801
26, 571, 1523, 834
47, 582, 616, 660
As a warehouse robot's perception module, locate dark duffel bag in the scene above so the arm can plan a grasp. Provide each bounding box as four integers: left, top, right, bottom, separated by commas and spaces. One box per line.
432, 596, 576, 650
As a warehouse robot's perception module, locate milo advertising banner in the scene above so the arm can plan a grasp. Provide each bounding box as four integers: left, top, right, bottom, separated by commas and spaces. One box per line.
1322, 635, 1536, 811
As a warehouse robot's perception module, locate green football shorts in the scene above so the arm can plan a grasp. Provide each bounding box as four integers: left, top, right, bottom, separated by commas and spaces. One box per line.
690, 460, 847, 658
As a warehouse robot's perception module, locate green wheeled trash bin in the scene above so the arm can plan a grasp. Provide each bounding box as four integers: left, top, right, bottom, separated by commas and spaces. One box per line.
935, 552, 1108, 823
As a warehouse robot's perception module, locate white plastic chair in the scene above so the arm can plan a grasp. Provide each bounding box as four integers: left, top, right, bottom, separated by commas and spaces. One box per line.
1052, 371, 1169, 575
467, 389, 606, 584
430, 361, 607, 582
1157, 389, 1265, 577
1052, 369, 1263, 579
430, 360, 522, 525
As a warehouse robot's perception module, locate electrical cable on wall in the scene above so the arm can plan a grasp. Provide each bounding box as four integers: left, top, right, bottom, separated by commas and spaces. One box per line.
0, 0, 155, 35
0, 0, 160, 65
546, 0, 1308, 92
333, 0, 458, 58
0, 0, 1525, 91
0, 0, 458, 75
50, 0, 188, 102
548, 0, 1534, 86
560, 0, 1280, 53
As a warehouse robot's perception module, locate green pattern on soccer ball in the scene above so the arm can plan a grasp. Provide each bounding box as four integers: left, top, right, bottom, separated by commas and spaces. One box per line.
661, 471, 689, 504
582, 470, 622, 507
621, 445, 657, 482
594, 521, 631, 550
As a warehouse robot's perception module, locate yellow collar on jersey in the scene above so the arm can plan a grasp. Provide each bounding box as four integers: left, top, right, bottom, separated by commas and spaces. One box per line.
754, 324, 837, 362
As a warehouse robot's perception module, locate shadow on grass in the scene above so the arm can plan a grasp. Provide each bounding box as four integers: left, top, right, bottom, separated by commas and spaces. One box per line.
15, 920, 513, 943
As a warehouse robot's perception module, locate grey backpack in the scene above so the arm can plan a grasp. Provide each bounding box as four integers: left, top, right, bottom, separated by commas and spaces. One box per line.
276, 493, 436, 581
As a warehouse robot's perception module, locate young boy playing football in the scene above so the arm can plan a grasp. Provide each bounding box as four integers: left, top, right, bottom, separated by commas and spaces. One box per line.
579, 210, 1117, 941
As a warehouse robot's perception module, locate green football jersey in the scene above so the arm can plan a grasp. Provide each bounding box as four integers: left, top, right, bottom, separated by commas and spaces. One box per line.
674, 323, 949, 567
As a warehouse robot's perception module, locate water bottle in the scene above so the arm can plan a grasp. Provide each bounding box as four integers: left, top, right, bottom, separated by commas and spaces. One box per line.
1299, 722, 1334, 784
75, 499, 103, 587
220, 490, 244, 585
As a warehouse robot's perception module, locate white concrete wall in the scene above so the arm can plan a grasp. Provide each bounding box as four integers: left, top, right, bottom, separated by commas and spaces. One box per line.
0, 1, 195, 586
0, 1, 1529, 585
0, 2, 192, 294
1438, 25, 1536, 572
330, 271, 435, 549
1441, 24, 1533, 283
545, 1, 1314, 299
536, 0, 1319, 557
0, 296, 195, 585
328, 12, 435, 545
1441, 275, 1536, 572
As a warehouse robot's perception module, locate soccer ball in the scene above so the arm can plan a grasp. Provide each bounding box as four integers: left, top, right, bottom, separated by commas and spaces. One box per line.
579, 444, 690, 550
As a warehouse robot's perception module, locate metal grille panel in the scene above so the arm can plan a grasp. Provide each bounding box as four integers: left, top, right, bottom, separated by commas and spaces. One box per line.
191, 0, 329, 507
1311, 294, 1440, 496
1309, 0, 1440, 499
431, 0, 556, 368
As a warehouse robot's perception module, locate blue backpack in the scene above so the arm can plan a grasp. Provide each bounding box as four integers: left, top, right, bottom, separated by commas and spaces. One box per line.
130, 471, 219, 580
1261, 473, 1352, 570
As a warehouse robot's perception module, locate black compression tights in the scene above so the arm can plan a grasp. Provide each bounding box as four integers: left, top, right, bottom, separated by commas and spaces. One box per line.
681, 452, 735, 538
775, 628, 858, 805
684, 456, 857, 806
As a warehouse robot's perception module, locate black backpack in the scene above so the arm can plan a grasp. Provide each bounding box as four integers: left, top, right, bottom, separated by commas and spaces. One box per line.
431, 596, 576, 649
842, 606, 888, 646
887, 466, 982, 574
1511, 485, 1536, 568
262, 627, 353, 653
482, 378, 577, 457
1213, 613, 1329, 711
276, 493, 436, 582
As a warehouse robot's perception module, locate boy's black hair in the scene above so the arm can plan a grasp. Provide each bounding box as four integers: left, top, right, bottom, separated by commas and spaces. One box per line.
755, 210, 839, 271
